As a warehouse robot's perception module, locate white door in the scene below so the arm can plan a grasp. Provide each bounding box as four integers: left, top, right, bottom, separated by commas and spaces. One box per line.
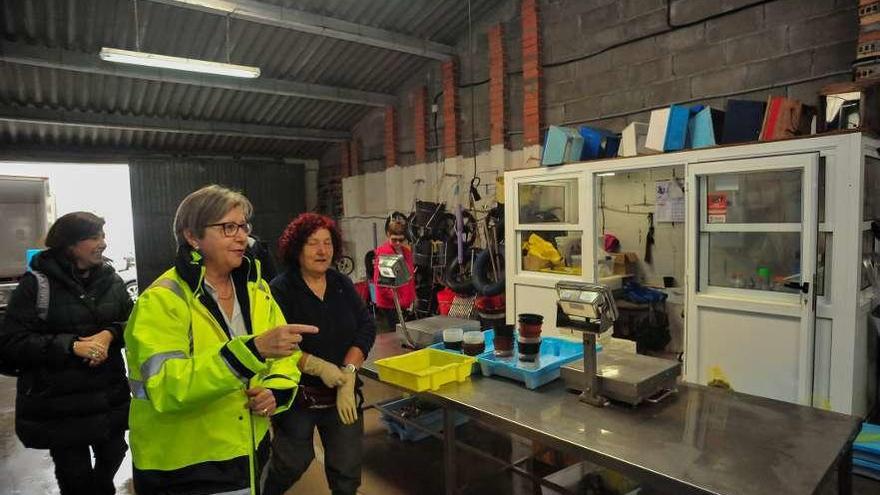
686, 154, 819, 405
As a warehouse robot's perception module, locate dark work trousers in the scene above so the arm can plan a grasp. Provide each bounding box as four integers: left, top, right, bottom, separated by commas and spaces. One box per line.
377, 307, 399, 332
263, 406, 364, 495
48, 432, 128, 495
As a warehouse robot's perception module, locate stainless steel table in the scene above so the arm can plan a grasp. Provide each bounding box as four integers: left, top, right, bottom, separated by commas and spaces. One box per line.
363, 333, 861, 495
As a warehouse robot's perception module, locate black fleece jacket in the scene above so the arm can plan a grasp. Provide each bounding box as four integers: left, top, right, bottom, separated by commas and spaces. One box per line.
269, 267, 376, 388
0, 250, 132, 449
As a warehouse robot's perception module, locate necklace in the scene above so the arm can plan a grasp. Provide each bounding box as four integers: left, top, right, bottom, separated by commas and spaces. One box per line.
216, 286, 234, 300
207, 276, 234, 300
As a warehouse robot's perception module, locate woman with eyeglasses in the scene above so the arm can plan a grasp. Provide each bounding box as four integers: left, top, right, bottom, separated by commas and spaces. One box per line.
262, 213, 376, 495
124, 184, 315, 495
372, 219, 416, 330
0, 212, 133, 495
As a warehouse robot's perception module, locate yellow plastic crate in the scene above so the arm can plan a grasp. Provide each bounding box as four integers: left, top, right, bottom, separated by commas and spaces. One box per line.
374, 349, 476, 392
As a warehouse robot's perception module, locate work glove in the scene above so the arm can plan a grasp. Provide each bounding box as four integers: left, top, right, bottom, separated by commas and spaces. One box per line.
337, 369, 358, 425
301, 353, 345, 388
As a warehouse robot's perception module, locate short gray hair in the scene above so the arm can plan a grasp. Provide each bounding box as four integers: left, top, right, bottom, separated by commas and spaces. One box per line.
173, 185, 253, 245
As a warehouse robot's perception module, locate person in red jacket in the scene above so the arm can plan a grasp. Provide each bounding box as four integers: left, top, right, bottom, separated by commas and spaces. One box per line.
372, 220, 415, 330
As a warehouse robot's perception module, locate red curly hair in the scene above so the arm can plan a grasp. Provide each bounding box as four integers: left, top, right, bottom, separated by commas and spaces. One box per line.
277, 213, 343, 268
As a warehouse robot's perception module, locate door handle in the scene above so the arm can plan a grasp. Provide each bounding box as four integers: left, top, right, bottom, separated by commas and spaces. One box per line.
784, 281, 810, 294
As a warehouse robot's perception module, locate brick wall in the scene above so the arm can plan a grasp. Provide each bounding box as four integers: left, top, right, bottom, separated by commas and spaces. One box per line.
489, 24, 507, 147
349, 140, 360, 176
442, 59, 459, 158
384, 105, 397, 168
340, 141, 351, 178
522, 0, 541, 147
413, 86, 428, 163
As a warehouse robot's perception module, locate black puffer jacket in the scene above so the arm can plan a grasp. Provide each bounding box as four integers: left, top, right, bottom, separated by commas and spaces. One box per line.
0, 250, 133, 449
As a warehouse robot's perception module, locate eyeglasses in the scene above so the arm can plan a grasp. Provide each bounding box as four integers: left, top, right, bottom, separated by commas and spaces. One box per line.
389, 236, 406, 243
205, 222, 252, 238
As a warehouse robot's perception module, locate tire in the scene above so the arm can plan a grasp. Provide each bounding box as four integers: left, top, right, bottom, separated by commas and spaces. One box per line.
335, 255, 354, 275
472, 248, 505, 296
125, 280, 139, 302
444, 248, 482, 295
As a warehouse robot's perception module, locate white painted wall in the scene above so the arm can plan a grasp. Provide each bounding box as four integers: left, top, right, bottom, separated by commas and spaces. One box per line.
598, 166, 686, 287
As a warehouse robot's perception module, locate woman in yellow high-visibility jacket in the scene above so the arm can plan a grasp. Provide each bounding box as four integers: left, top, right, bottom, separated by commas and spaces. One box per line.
125, 184, 316, 494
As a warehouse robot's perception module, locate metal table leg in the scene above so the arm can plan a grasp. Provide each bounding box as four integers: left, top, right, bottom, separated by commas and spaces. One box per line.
838, 447, 853, 495
445, 407, 457, 495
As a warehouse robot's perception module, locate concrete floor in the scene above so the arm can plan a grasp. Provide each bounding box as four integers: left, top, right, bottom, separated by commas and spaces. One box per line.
3, 373, 880, 495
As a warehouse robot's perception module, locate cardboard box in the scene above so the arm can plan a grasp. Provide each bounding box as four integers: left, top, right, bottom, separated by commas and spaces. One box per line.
611, 252, 639, 275
819, 79, 880, 134
523, 253, 552, 271
759, 96, 815, 141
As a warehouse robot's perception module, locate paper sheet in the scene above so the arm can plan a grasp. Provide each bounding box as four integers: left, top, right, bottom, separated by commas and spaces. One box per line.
656, 178, 685, 223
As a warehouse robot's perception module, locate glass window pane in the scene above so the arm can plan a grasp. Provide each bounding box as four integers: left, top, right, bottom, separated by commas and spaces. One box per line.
518, 179, 579, 224
817, 232, 830, 298
706, 170, 802, 223
864, 156, 880, 221
862, 230, 876, 290
703, 232, 802, 293
818, 157, 826, 224
521, 230, 582, 275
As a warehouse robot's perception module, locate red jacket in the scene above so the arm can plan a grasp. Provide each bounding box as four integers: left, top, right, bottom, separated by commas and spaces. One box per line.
372, 241, 416, 310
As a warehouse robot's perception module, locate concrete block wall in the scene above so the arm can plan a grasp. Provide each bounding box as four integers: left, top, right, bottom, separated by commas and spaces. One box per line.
322, 0, 858, 267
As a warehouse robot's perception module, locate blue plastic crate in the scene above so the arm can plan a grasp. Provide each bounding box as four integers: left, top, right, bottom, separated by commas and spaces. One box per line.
855, 423, 880, 465
477, 336, 595, 390
378, 397, 469, 442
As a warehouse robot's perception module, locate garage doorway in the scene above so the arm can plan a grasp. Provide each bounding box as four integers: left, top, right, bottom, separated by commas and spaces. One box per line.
0, 162, 139, 300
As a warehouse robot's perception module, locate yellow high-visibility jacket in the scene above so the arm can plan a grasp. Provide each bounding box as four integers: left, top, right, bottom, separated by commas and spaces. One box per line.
125, 247, 301, 495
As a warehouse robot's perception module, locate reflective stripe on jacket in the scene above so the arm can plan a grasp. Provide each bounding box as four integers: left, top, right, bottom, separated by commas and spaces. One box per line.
125, 249, 301, 494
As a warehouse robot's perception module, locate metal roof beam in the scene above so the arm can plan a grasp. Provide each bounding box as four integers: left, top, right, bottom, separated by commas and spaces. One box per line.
0, 105, 351, 142
0, 145, 323, 161
146, 0, 456, 60
0, 41, 397, 107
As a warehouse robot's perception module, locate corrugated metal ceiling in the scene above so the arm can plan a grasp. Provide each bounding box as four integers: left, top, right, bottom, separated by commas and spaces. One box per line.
0, 0, 503, 159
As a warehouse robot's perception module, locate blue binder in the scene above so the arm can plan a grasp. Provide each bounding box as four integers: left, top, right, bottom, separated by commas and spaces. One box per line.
721, 99, 766, 144
687, 107, 725, 149
578, 126, 621, 160
663, 104, 691, 151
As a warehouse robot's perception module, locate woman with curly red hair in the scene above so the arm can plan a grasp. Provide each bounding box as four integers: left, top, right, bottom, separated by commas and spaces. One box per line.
263, 213, 376, 495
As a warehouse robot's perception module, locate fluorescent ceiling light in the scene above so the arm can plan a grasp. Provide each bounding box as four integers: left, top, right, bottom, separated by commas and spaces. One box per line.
596, 172, 616, 177
99, 47, 260, 79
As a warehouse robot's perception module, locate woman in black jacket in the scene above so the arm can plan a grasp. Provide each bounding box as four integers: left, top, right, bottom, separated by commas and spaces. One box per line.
262, 213, 376, 495
0, 212, 133, 495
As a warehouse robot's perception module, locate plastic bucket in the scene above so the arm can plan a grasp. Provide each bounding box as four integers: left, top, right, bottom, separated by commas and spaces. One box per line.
518, 313, 544, 338
437, 287, 456, 316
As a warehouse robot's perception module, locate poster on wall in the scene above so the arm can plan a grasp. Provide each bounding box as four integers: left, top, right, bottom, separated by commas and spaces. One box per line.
707, 192, 728, 223
655, 179, 685, 223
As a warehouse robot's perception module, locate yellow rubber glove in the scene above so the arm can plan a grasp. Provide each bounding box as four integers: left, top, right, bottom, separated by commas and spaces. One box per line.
301, 353, 345, 388
337, 369, 358, 425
